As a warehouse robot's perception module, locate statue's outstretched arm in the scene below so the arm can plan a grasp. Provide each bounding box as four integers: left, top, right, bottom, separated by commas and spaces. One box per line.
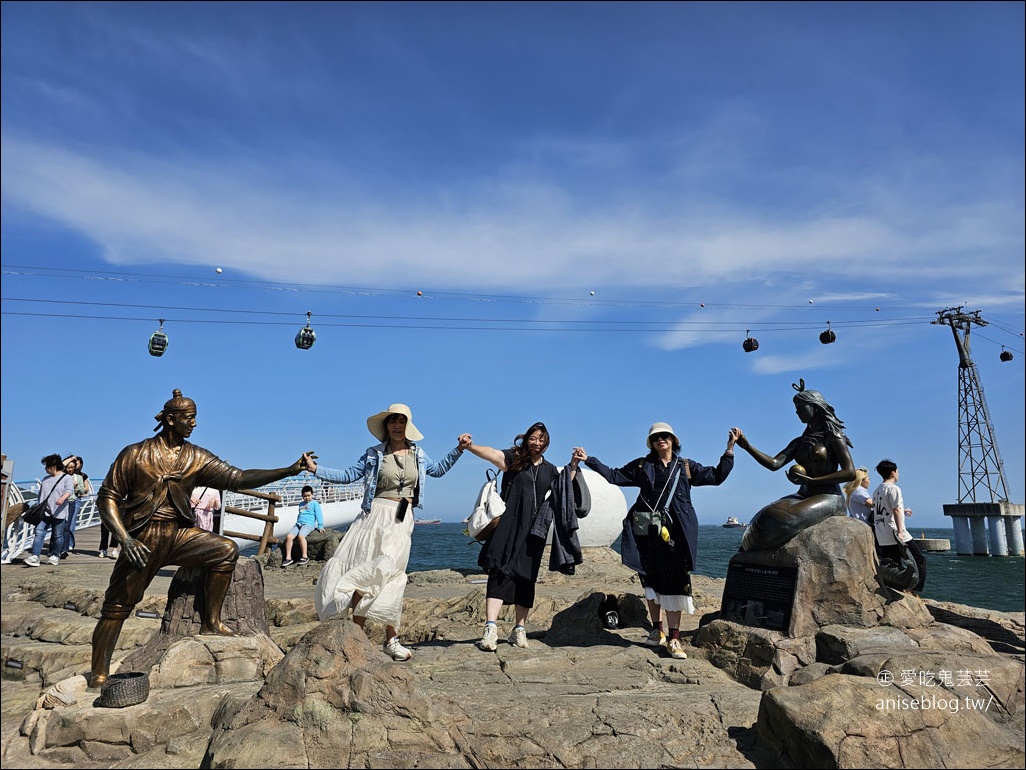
736, 433, 799, 472
236, 453, 316, 490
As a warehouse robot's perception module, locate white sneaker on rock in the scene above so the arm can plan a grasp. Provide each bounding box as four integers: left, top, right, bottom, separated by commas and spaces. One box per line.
24, 554, 40, 567
667, 638, 688, 659
477, 623, 498, 651
384, 636, 412, 661
508, 625, 529, 649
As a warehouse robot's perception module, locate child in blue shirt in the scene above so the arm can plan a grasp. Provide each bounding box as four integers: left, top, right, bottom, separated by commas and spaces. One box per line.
282, 485, 324, 566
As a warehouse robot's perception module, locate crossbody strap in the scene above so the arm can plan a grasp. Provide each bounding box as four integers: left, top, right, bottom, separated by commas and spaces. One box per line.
640, 459, 683, 515
39, 473, 68, 506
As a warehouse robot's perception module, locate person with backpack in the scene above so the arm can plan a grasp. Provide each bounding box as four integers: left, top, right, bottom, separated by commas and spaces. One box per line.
464, 422, 586, 652
872, 459, 927, 594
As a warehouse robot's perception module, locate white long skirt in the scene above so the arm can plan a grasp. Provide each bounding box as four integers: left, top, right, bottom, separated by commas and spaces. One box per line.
315, 498, 414, 629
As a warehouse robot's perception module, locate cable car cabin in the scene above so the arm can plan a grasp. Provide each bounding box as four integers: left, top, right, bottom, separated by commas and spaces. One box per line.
819, 329, 836, 344
742, 336, 759, 352
295, 327, 316, 350
1000, 350, 1013, 362
148, 330, 168, 357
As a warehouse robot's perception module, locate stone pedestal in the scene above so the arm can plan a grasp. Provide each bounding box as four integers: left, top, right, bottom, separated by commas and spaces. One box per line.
719, 517, 888, 638
118, 558, 268, 675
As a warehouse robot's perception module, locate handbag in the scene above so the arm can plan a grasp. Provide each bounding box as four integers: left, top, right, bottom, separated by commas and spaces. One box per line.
22, 473, 68, 527
631, 458, 687, 542
467, 469, 505, 541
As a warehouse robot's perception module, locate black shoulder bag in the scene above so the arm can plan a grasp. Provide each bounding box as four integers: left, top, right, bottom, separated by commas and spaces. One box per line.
22, 474, 68, 527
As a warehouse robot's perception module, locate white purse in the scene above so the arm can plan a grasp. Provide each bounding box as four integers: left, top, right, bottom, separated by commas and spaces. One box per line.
467, 469, 505, 541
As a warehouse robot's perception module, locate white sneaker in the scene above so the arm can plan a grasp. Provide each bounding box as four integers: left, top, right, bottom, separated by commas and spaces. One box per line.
97, 550, 106, 559
645, 628, 666, 648
383, 636, 412, 661
667, 637, 688, 660
108, 548, 120, 560
48, 555, 60, 566
508, 625, 529, 649
24, 554, 40, 567
477, 622, 498, 651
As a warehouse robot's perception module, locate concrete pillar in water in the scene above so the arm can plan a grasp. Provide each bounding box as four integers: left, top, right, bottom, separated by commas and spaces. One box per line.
1005, 516, 1025, 557
951, 516, 973, 555
987, 515, 1009, 557
969, 517, 990, 555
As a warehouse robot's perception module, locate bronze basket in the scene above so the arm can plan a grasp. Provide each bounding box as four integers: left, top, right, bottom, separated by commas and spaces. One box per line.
97, 671, 150, 708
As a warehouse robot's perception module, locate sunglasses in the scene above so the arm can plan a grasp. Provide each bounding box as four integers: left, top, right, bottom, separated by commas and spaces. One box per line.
651, 433, 673, 442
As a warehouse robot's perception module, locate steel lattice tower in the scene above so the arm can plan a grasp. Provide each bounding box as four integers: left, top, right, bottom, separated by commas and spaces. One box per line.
932, 306, 1012, 503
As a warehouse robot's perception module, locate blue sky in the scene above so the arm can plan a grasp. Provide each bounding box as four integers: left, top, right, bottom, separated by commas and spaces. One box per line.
2, 1, 1023, 529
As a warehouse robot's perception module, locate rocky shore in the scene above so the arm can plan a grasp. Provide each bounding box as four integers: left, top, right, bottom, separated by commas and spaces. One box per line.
1, 519, 1023, 769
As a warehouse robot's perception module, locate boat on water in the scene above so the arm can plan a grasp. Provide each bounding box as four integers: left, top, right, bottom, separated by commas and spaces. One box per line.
414, 518, 441, 525
723, 516, 747, 529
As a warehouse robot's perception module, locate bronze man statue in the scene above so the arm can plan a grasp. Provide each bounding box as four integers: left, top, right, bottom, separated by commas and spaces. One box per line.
89, 389, 315, 689
735, 380, 856, 552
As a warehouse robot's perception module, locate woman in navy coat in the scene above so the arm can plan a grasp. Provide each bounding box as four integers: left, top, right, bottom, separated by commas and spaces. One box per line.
574, 423, 738, 659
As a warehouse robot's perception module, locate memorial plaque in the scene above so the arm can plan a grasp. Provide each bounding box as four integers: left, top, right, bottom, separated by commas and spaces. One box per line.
720, 561, 799, 632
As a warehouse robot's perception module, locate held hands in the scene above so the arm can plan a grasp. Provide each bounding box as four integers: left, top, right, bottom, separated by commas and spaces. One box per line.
571, 447, 588, 468
457, 433, 473, 451
727, 427, 742, 451
300, 452, 318, 474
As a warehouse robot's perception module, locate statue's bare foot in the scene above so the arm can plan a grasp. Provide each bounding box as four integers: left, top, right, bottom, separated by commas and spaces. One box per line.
199, 621, 236, 636
88, 673, 107, 690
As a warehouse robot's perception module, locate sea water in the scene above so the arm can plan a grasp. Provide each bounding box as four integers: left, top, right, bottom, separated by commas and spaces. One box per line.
402, 523, 1024, 614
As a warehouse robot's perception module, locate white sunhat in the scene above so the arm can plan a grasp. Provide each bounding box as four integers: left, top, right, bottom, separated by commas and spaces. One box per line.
366, 403, 423, 442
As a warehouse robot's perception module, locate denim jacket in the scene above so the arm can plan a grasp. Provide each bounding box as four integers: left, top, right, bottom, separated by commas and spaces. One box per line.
315, 442, 464, 513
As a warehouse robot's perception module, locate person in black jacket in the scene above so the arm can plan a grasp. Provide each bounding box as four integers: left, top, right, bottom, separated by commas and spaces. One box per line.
465, 422, 582, 652
575, 423, 739, 660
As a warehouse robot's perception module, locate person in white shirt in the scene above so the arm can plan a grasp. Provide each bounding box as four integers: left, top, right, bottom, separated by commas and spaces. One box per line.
872, 459, 926, 593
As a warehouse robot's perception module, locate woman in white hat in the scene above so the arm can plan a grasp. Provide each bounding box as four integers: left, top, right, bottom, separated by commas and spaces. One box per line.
307, 404, 471, 661
573, 423, 739, 660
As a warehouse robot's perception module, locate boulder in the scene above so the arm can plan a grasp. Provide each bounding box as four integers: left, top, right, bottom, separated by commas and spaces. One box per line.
204, 619, 479, 769
118, 558, 268, 676
721, 517, 905, 638
759, 671, 1024, 769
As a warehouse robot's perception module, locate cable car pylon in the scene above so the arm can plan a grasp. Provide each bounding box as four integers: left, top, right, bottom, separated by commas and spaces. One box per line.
932, 306, 1023, 555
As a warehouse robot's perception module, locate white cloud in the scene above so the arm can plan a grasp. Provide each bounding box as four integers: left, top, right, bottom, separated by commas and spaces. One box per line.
2, 135, 1022, 308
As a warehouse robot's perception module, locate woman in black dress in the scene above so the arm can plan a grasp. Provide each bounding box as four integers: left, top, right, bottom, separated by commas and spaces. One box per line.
465, 422, 580, 651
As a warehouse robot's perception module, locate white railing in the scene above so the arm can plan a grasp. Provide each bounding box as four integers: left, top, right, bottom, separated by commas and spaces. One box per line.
2, 479, 102, 563
223, 473, 363, 511
2, 474, 363, 562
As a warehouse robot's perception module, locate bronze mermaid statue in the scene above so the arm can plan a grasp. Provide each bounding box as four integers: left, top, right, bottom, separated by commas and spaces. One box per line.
736, 380, 856, 551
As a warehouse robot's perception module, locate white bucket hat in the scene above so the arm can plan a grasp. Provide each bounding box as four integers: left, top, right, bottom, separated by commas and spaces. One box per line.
646, 422, 680, 450
367, 403, 423, 442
